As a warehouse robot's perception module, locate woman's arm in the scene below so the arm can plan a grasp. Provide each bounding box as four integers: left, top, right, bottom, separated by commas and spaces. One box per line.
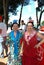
35, 39, 44, 48
38, 39, 44, 46
35, 32, 44, 48
19, 42, 23, 56
19, 36, 24, 56
37, 32, 44, 39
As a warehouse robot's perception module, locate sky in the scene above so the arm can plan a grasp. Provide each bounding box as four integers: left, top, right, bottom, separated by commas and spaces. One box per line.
8, 0, 44, 27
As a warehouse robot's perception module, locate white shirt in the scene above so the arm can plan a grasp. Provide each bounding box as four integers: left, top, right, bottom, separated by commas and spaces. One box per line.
19, 24, 26, 33
0, 35, 3, 55
0, 22, 7, 37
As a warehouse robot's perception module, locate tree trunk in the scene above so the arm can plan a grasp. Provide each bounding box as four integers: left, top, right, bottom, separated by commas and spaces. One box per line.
36, 7, 44, 28
36, 8, 39, 28
39, 9, 44, 26
3, 0, 8, 29
19, 0, 24, 27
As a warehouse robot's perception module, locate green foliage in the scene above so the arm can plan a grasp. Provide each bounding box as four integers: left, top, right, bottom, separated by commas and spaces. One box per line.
0, 0, 3, 15
41, 21, 44, 26
0, 0, 30, 15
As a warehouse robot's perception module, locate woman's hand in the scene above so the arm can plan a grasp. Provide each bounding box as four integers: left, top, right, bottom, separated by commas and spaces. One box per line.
19, 50, 23, 56
34, 44, 40, 49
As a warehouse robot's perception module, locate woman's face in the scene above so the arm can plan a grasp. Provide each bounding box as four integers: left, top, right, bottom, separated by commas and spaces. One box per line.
27, 23, 33, 31
12, 24, 18, 31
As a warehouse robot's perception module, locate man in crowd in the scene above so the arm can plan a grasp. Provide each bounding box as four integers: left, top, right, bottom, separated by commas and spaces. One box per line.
0, 15, 8, 57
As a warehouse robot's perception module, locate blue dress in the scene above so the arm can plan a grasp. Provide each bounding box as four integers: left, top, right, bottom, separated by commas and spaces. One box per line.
9, 30, 22, 65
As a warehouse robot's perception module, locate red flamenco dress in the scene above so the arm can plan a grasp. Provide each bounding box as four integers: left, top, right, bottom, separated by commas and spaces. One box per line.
37, 43, 44, 65
20, 31, 41, 65
38, 26, 44, 65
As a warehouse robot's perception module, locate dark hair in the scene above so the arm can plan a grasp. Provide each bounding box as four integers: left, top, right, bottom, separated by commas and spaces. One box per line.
11, 22, 19, 30
21, 20, 24, 22
27, 22, 34, 26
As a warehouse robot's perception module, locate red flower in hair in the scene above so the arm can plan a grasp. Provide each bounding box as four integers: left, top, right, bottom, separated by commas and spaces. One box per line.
0, 16, 2, 20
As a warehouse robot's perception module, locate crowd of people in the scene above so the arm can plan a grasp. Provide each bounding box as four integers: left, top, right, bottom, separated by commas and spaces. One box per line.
0, 15, 44, 65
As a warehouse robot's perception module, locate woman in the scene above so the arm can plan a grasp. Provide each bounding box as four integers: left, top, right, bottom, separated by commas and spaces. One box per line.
8, 22, 23, 65
20, 22, 44, 65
